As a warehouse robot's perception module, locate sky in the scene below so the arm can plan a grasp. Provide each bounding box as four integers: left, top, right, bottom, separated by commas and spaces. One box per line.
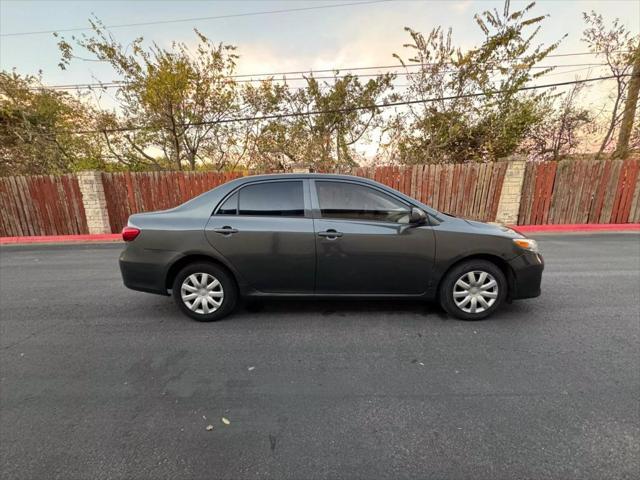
2, 0, 638, 82
1, 0, 639, 155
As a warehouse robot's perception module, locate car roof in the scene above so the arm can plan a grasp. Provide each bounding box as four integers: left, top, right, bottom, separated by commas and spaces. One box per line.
234, 173, 386, 185
230, 173, 441, 217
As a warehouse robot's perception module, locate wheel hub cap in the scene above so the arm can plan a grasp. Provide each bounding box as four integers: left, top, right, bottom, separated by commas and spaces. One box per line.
452, 270, 498, 314
181, 273, 224, 315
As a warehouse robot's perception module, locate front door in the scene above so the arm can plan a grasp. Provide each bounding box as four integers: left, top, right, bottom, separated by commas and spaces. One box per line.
312, 180, 435, 294
205, 180, 316, 293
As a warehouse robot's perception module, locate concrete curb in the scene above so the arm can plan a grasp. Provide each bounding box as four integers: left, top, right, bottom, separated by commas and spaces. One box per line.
1, 224, 638, 245
512, 223, 640, 233
0, 234, 122, 245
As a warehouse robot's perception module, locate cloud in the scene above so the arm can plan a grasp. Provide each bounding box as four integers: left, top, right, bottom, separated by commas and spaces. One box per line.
235, 3, 427, 80
451, 1, 473, 14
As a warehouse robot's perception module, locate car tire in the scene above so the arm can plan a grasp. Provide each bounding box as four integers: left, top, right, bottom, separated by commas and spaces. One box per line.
172, 262, 238, 322
439, 259, 507, 321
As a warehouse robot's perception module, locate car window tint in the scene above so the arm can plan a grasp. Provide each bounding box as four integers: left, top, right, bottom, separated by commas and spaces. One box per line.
238, 181, 304, 216
316, 181, 410, 223
217, 192, 238, 215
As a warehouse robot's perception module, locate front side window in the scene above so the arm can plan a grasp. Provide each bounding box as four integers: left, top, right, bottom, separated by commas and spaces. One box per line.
316, 181, 410, 223
237, 181, 305, 217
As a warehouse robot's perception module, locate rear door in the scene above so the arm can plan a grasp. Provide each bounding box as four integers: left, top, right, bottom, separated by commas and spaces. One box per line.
205, 179, 316, 293
311, 180, 435, 294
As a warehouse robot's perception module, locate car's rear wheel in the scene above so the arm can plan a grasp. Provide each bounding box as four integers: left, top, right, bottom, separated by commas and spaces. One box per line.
439, 259, 506, 320
172, 262, 237, 321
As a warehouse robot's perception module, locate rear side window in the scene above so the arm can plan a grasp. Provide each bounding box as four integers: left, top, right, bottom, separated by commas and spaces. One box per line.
237, 181, 304, 216
316, 181, 410, 223
217, 192, 238, 215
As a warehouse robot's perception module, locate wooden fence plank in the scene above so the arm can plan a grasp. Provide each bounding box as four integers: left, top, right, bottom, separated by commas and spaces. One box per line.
601, 161, 622, 223
591, 161, 611, 223
617, 159, 639, 223
479, 163, 491, 221
628, 163, 640, 223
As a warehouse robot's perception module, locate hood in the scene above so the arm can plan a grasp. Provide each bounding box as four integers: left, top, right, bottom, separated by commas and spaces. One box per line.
439, 214, 524, 238
462, 218, 524, 238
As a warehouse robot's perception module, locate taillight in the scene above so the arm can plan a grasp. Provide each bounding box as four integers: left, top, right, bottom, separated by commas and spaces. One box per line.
122, 226, 140, 242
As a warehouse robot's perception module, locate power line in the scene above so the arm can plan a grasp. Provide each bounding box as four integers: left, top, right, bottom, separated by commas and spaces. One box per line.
541, 66, 606, 77
229, 52, 627, 77
33, 63, 610, 91
222, 58, 611, 79
1, 0, 391, 37
65, 74, 631, 134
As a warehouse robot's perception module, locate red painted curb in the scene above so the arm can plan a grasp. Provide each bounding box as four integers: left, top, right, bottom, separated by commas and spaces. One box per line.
1, 224, 638, 245
511, 223, 640, 233
0, 234, 122, 244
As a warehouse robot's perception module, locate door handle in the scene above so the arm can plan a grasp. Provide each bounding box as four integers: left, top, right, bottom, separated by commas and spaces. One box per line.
212, 226, 238, 235
318, 229, 343, 239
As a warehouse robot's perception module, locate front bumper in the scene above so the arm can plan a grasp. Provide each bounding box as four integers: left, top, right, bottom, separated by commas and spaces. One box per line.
508, 251, 544, 300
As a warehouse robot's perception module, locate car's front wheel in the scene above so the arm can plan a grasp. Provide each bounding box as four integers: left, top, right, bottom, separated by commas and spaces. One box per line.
439, 259, 506, 320
172, 262, 237, 321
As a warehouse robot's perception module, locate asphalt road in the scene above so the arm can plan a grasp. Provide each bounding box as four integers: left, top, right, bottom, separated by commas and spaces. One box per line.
1, 233, 639, 480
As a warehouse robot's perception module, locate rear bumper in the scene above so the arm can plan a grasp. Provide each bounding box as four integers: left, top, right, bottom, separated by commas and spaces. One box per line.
119, 247, 174, 295
508, 251, 544, 300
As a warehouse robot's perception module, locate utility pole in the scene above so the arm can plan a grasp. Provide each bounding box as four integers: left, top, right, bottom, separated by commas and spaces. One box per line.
613, 43, 640, 159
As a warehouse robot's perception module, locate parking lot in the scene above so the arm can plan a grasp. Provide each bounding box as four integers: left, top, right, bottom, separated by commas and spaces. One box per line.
1, 233, 639, 479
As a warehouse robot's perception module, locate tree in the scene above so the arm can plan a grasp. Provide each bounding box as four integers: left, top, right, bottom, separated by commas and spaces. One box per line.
245, 72, 394, 171
389, 0, 564, 164
613, 42, 640, 158
582, 11, 639, 158
58, 20, 248, 171
0, 70, 103, 176
526, 83, 592, 160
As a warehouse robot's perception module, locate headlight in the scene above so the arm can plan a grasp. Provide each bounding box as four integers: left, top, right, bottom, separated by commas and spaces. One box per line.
513, 238, 539, 253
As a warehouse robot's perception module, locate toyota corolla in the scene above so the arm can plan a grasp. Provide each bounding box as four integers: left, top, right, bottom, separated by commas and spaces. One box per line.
119, 174, 543, 321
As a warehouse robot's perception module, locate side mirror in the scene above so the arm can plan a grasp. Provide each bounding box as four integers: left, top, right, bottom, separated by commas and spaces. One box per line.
409, 207, 427, 224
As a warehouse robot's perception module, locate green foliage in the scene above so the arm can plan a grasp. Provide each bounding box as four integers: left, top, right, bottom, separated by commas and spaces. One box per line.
526, 84, 592, 160
582, 11, 639, 157
5, 1, 635, 175
58, 21, 245, 171
0, 71, 104, 176
57, 17, 394, 172
388, 0, 563, 164
246, 73, 394, 171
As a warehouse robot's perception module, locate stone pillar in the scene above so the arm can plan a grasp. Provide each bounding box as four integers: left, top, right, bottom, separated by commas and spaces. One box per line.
495, 158, 527, 225
77, 171, 111, 234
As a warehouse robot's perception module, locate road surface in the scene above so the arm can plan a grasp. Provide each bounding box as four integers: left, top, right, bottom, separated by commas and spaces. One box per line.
1, 233, 639, 479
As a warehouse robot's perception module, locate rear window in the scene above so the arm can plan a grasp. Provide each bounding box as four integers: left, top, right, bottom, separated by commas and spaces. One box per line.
237, 181, 304, 217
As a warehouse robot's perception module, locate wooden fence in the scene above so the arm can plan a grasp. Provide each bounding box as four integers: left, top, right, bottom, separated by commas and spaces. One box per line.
1, 159, 639, 237
102, 171, 245, 233
0, 174, 88, 236
518, 159, 640, 224
353, 163, 508, 222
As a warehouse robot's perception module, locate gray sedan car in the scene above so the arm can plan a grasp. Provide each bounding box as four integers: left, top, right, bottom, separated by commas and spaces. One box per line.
119, 174, 543, 321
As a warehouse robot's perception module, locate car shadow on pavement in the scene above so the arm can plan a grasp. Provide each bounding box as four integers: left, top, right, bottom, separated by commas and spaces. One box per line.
233, 297, 536, 324
238, 298, 447, 319
136, 293, 534, 325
